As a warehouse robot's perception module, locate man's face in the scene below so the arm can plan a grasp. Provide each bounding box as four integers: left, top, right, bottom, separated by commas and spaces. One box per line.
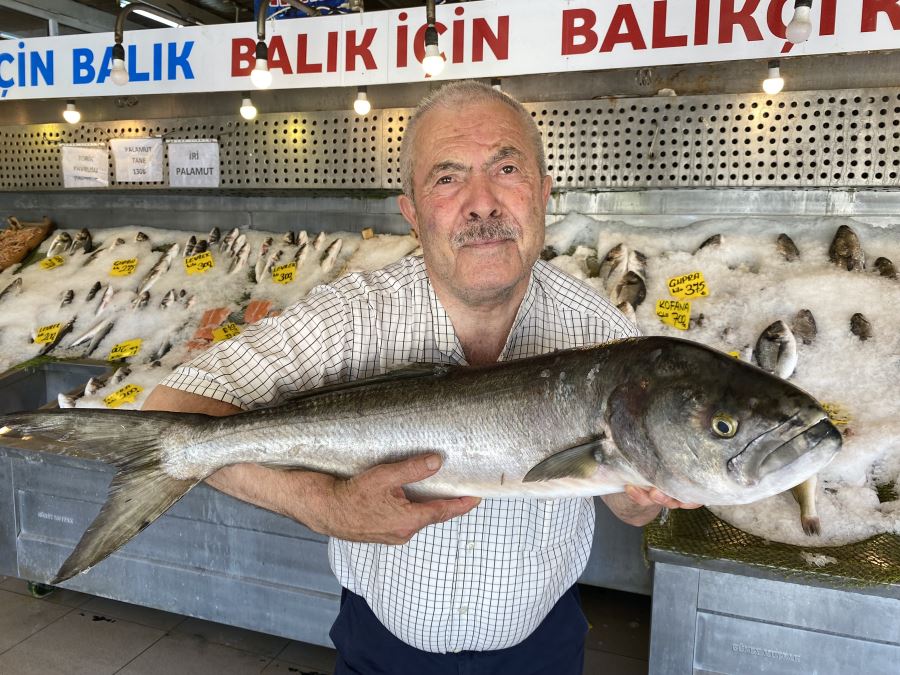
399, 100, 551, 307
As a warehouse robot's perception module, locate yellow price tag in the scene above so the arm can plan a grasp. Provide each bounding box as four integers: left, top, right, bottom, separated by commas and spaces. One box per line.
822, 402, 851, 426
35, 323, 62, 345
110, 258, 138, 276
103, 384, 144, 409
727, 351, 741, 359
656, 299, 691, 331
272, 262, 296, 285
667, 271, 709, 300
108, 338, 142, 361
40, 256, 65, 270
212, 323, 241, 342
185, 250, 214, 275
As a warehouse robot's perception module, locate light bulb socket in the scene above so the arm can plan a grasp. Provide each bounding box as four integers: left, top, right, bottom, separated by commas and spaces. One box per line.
357, 85, 367, 95
66, 100, 76, 110
767, 60, 780, 78
255, 40, 268, 60
425, 24, 439, 48
794, 0, 812, 8
112, 42, 125, 61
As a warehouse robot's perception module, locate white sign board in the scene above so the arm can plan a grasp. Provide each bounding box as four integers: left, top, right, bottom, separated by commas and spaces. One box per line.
60, 145, 109, 188
110, 137, 164, 182
1, 1, 899, 101
167, 140, 220, 188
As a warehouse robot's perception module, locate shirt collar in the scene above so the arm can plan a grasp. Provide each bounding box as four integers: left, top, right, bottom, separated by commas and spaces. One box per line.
417, 256, 538, 364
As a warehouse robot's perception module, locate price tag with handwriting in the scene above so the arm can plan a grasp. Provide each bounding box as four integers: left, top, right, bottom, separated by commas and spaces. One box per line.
108, 338, 142, 361
212, 323, 241, 342
40, 256, 65, 270
272, 262, 296, 285
110, 258, 138, 276
185, 251, 214, 275
104, 384, 144, 409
822, 402, 851, 426
656, 299, 691, 331
35, 323, 62, 344
667, 271, 709, 300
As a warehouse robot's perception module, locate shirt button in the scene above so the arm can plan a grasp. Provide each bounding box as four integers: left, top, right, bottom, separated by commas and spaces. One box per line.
466, 541, 476, 550
458, 606, 468, 615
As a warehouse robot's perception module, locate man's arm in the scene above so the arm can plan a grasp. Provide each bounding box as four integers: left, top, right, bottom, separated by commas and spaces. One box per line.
601, 486, 702, 527
142, 385, 480, 543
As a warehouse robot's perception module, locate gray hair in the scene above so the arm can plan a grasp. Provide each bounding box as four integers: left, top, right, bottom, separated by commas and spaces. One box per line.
399, 81, 546, 199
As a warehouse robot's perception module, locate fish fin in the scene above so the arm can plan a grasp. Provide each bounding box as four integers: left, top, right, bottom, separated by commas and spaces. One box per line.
281, 363, 453, 403
523, 438, 605, 483
790, 475, 820, 537
0, 409, 208, 582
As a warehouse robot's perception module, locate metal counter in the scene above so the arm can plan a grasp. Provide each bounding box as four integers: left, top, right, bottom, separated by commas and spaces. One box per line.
0, 360, 650, 648
647, 519, 900, 675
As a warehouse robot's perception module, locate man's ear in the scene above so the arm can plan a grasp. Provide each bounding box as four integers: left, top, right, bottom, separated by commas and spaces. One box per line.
541, 174, 552, 204
398, 193, 419, 237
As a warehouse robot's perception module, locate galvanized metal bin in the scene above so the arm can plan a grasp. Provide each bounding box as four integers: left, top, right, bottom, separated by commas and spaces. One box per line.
0, 360, 650, 647
647, 551, 900, 675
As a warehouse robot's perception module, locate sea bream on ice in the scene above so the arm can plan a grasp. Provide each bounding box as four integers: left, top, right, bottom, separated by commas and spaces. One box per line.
0, 336, 841, 584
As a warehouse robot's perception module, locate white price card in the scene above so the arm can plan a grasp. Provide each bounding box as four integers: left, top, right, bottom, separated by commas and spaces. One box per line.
167, 140, 220, 188
110, 137, 164, 183
61, 144, 109, 188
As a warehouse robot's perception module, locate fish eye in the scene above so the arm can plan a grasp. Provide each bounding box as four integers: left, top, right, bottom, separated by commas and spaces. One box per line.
711, 413, 738, 438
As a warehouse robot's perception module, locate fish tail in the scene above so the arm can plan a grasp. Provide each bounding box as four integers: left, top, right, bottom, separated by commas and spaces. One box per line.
0, 408, 206, 584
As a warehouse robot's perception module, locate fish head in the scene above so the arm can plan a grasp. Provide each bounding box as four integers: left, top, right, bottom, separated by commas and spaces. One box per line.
607, 337, 841, 505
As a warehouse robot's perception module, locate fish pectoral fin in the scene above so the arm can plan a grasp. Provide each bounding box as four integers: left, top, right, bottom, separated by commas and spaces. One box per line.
523, 439, 605, 483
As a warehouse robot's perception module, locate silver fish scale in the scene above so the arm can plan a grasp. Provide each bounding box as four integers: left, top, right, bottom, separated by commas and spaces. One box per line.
167, 358, 607, 497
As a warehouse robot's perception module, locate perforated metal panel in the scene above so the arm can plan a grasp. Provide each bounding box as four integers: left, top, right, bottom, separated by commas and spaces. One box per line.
2, 88, 900, 192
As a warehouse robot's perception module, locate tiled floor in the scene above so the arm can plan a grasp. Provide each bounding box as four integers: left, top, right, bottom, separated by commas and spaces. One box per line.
0, 576, 650, 674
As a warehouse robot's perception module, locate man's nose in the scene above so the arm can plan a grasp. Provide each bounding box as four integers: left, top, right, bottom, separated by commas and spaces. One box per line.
463, 173, 502, 221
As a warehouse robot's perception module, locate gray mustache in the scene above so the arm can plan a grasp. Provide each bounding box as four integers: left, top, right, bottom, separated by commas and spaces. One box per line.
451, 218, 521, 248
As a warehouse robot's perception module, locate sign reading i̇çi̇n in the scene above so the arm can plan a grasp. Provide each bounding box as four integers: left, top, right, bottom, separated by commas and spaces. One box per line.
2, 1, 899, 101
110, 138, 164, 183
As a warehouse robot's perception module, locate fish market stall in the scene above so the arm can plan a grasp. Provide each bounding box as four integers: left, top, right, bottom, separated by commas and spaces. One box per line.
1, 0, 900, 662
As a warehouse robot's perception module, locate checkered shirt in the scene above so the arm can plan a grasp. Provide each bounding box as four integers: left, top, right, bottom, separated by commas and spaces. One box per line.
161, 255, 638, 653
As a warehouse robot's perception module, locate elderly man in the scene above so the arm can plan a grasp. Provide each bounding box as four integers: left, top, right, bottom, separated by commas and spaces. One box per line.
143, 81, 698, 674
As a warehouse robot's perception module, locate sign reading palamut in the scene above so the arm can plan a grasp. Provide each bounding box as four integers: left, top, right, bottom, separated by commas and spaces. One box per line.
110, 137, 164, 182
1, 0, 898, 101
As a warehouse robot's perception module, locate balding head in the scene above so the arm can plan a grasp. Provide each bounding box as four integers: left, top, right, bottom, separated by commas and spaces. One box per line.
399, 81, 546, 200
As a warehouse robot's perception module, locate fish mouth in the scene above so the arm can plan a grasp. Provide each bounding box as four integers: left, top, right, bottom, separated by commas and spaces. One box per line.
727, 416, 841, 487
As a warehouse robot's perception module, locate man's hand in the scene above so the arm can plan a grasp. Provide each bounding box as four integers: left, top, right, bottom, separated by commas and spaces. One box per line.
623, 485, 702, 511
309, 453, 481, 544
602, 486, 702, 527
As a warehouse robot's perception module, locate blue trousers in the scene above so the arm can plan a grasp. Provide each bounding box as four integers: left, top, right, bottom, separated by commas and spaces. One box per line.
330, 585, 588, 675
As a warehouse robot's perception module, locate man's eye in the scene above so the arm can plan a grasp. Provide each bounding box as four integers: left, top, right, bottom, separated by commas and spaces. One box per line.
500, 165, 518, 174
436, 175, 453, 185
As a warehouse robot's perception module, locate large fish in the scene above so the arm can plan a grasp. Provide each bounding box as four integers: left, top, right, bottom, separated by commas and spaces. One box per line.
0, 337, 841, 584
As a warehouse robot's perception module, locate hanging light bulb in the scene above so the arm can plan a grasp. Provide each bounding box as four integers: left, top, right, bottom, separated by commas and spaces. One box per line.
491, 78, 502, 92
239, 94, 258, 120
62, 100, 81, 124
762, 60, 785, 95
250, 41, 273, 89
110, 42, 128, 86
786, 0, 813, 43
422, 25, 444, 77
353, 86, 371, 116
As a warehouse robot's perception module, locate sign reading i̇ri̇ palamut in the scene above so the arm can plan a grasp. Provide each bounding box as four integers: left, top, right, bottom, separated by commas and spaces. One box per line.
110, 138, 164, 183
1, 1, 899, 100
167, 141, 220, 188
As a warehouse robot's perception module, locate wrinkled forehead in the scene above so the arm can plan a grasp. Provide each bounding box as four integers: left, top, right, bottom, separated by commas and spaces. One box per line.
413, 102, 537, 173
